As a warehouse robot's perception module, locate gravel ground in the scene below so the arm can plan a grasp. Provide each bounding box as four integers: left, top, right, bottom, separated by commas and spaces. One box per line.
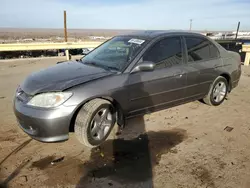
0, 57, 250, 188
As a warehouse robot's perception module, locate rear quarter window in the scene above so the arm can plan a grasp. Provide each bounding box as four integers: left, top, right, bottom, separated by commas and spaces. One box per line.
209, 43, 220, 58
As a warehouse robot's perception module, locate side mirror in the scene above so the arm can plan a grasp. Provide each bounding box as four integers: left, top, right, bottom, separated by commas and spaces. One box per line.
131, 61, 155, 73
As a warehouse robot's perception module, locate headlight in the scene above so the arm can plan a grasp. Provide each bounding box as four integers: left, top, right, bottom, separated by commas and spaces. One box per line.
27, 92, 72, 108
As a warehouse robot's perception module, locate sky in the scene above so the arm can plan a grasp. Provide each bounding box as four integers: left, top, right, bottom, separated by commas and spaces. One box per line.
1, 0, 250, 31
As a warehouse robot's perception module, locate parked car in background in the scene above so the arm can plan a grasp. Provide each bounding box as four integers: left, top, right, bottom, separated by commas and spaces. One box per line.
82, 47, 94, 55
13, 31, 241, 147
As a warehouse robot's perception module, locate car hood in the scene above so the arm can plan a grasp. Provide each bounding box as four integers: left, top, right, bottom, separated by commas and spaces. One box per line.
21, 61, 114, 95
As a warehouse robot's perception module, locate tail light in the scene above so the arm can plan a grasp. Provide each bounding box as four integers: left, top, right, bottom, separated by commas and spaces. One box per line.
237, 54, 242, 69
239, 59, 242, 69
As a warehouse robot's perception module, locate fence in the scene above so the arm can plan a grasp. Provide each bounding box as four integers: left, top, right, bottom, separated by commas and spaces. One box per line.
242, 44, 250, 66
0, 41, 250, 65
0, 42, 103, 60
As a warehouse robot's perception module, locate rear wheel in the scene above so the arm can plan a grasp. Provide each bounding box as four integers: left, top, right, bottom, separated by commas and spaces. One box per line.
203, 76, 228, 106
74, 99, 116, 148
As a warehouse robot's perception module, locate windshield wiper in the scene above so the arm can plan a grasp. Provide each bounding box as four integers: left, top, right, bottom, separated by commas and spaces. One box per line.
84, 61, 120, 72
84, 61, 102, 68
104, 65, 120, 71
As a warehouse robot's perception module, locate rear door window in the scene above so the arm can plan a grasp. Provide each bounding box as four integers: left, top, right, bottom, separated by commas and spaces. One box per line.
185, 37, 219, 62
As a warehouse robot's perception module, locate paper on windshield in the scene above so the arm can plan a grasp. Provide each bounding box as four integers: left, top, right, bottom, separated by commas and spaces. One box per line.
128, 38, 145, 45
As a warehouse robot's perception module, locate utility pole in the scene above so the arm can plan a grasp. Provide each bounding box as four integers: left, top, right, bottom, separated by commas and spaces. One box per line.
64, 10, 68, 42
64, 10, 70, 60
189, 19, 193, 31
235, 21, 240, 40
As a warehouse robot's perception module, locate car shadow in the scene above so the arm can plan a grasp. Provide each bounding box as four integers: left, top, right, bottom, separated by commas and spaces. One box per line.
77, 119, 187, 188
76, 73, 187, 187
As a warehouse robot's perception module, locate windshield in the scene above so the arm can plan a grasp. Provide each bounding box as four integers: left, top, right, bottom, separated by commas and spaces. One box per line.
80, 36, 147, 71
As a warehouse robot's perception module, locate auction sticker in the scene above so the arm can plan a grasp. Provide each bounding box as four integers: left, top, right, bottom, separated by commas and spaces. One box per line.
128, 38, 145, 45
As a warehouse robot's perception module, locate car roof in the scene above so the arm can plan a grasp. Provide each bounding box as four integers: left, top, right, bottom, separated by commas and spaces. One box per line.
119, 30, 205, 40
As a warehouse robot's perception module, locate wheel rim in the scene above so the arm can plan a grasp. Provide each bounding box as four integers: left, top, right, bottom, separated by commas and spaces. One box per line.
213, 81, 226, 103
90, 108, 113, 140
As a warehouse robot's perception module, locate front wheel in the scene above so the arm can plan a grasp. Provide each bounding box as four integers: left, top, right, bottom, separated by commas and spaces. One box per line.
203, 76, 229, 106
74, 99, 116, 148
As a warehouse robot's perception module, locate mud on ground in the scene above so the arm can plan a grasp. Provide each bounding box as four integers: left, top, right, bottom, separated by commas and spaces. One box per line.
0, 57, 250, 188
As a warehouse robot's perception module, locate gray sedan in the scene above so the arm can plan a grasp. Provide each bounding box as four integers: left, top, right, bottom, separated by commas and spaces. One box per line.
13, 31, 241, 147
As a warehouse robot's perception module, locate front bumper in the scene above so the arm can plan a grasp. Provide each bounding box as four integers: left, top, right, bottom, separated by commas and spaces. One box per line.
14, 98, 77, 142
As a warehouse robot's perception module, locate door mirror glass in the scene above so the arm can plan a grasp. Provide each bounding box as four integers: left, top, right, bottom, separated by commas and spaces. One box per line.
131, 61, 155, 73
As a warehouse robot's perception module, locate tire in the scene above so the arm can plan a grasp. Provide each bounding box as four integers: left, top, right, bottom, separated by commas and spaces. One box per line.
203, 76, 229, 106
74, 99, 116, 148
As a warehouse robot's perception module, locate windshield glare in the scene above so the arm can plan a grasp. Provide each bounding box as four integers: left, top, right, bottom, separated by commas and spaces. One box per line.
80, 36, 147, 71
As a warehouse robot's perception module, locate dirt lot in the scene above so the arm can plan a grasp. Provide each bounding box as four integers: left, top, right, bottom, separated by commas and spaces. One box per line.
0, 57, 250, 188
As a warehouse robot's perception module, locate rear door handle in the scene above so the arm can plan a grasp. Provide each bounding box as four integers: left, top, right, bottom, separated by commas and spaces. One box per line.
174, 71, 185, 78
